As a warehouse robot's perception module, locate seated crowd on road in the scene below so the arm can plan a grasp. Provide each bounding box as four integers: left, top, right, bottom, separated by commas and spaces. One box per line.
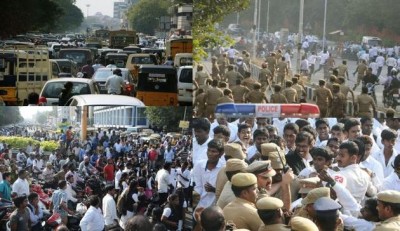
0, 126, 192, 231
188, 111, 400, 231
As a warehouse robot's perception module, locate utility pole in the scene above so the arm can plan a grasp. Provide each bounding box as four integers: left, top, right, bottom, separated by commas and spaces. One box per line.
80, 106, 87, 142
252, 0, 258, 59
297, 0, 304, 73
322, 0, 327, 51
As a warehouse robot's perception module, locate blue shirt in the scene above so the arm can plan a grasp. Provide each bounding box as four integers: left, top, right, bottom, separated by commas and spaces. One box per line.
0, 180, 11, 201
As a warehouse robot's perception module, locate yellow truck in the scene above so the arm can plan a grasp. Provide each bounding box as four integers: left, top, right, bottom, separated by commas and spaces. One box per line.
109, 30, 138, 49
165, 36, 192, 59
0, 46, 51, 105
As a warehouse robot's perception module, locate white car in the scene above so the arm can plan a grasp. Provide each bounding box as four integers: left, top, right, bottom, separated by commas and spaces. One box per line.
39, 78, 100, 106
65, 94, 145, 106
177, 66, 193, 105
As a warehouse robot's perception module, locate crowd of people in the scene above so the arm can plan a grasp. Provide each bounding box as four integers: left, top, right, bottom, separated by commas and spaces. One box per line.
0, 126, 193, 231
188, 110, 400, 231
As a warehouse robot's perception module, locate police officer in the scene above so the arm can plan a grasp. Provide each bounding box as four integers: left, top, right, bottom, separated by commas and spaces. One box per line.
313, 197, 342, 231
211, 56, 220, 81
355, 86, 376, 118
374, 190, 400, 230
270, 85, 288, 103
194, 88, 206, 117
289, 217, 319, 231
330, 83, 347, 118
222, 173, 263, 231
241, 71, 257, 90
282, 80, 298, 103
313, 80, 333, 117
225, 64, 243, 87
216, 159, 248, 209
256, 197, 290, 231
259, 62, 273, 92
195, 64, 211, 88
337, 60, 349, 80
276, 57, 289, 87
338, 77, 355, 103
265, 52, 277, 80
205, 79, 223, 120
246, 160, 276, 200
246, 83, 268, 103
292, 76, 306, 103
353, 59, 368, 90
216, 89, 234, 104
231, 79, 250, 103
217, 53, 229, 78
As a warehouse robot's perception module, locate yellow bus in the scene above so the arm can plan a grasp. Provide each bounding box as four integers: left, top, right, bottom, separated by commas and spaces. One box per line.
0, 46, 51, 105
165, 36, 192, 59
109, 30, 138, 49
136, 65, 178, 106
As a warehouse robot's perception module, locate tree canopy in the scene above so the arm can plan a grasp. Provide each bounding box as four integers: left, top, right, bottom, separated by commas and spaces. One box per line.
127, 0, 169, 35
145, 107, 192, 132
0, 107, 23, 126
0, 0, 84, 38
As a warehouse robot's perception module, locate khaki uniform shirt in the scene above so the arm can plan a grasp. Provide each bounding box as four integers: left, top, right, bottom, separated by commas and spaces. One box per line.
194, 92, 206, 115
315, 87, 333, 105
276, 61, 288, 75
226, 70, 242, 87
259, 68, 272, 84
330, 92, 347, 117
292, 83, 306, 102
282, 87, 298, 103
374, 215, 400, 231
244, 56, 251, 67
218, 57, 229, 73
357, 93, 375, 115
195, 71, 210, 86
212, 63, 220, 80
246, 90, 267, 103
258, 224, 290, 231
215, 166, 228, 201
216, 96, 234, 104
270, 93, 288, 103
340, 84, 353, 100
217, 181, 235, 209
266, 57, 277, 72
205, 87, 223, 106
338, 64, 348, 77
242, 77, 258, 90
223, 197, 263, 231
357, 63, 368, 77
231, 85, 250, 103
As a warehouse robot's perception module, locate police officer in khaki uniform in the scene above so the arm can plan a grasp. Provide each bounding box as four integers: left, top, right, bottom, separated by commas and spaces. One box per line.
194, 88, 206, 117
338, 77, 355, 102
353, 59, 368, 90
246, 160, 276, 200
313, 197, 343, 231
217, 159, 248, 209
225, 65, 243, 87
289, 217, 318, 231
215, 143, 247, 202
231, 79, 250, 103
266, 52, 277, 79
256, 197, 290, 231
246, 83, 268, 103
292, 77, 306, 103
222, 173, 263, 231
326, 75, 337, 93
241, 71, 257, 90
374, 190, 400, 230
270, 85, 288, 103
337, 60, 349, 80
259, 62, 273, 92
243, 50, 251, 67
313, 80, 333, 117
292, 187, 330, 221
356, 86, 376, 118
205, 79, 223, 120
217, 53, 229, 78
282, 80, 298, 103
276, 57, 289, 87
330, 83, 347, 118
195, 64, 211, 88
216, 89, 234, 104
211, 56, 221, 81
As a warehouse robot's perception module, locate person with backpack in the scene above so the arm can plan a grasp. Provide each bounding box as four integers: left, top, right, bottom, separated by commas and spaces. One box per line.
28, 192, 44, 231
161, 194, 183, 231
235, 57, 248, 77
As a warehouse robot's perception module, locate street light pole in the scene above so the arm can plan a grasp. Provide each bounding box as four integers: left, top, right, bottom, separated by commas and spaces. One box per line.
297, 0, 304, 73
252, 0, 258, 59
257, 0, 261, 41
322, 0, 327, 51
266, 0, 270, 34
86, 4, 90, 18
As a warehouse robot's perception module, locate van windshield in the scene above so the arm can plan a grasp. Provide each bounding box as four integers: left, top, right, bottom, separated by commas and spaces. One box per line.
368, 39, 382, 47
137, 70, 177, 92
179, 68, 192, 83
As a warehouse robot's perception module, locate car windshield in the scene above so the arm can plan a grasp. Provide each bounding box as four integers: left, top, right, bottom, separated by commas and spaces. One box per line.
179, 68, 192, 83
93, 70, 130, 81
131, 57, 154, 64
42, 82, 91, 98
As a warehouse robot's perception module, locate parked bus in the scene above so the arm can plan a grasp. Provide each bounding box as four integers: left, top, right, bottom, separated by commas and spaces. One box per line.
109, 30, 138, 49
136, 65, 178, 106
165, 36, 192, 59
0, 46, 51, 105
58, 48, 93, 70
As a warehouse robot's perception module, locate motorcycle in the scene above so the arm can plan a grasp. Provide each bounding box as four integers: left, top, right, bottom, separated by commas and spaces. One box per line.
365, 82, 378, 104
384, 88, 400, 109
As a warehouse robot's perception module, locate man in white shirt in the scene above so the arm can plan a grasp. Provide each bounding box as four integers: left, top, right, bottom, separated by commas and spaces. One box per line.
65, 175, 78, 208
192, 118, 213, 166
357, 135, 384, 189
155, 163, 172, 206
372, 129, 399, 178
386, 55, 397, 74
315, 119, 331, 147
337, 141, 377, 204
376, 53, 385, 77
209, 116, 238, 142
226, 46, 239, 64
102, 185, 118, 228
193, 139, 224, 210
12, 170, 30, 196
369, 59, 379, 76
381, 155, 400, 191
307, 52, 318, 78
177, 161, 191, 204
80, 195, 104, 231
105, 68, 124, 95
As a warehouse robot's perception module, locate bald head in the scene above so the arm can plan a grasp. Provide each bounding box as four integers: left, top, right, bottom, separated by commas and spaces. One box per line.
201, 206, 225, 231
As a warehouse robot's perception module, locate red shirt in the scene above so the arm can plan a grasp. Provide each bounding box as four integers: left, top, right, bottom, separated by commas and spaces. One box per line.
148, 149, 158, 161
103, 164, 115, 181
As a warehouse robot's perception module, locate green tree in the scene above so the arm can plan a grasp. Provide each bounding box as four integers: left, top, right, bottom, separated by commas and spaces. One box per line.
127, 0, 169, 35
193, 0, 251, 61
52, 0, 84, 32
145, 107, 192, 132
0, 108, 23, 126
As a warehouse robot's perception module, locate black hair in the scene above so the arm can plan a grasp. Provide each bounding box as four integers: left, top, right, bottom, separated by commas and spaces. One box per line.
381, 129, 398, 141
295, 131, 314, 145
339, 141, 359, 156
379, 201, 400, 216
327, 137, 339, 145
88, 195, 100, 207
344, 118, 361, 132
315, 119, 329, 128
28, 192, 38, 202
225, 170, 242, 182
2, 172, 10, 179
351, 138, 365, 159
300, 125, 317, 140
253, 129, 269, 140
58, 180, 67, 189
295, 119, 310, 130
257, 209, 280, 224
191, 118, 211, 132
360, 117, 373, 125
201, 206, 225, 231
13, 195, 27, 207
331, 123, 345, 132
315, 212, 338, 231
283, 123, 299, 134
311, 147, 332, 162
237, 123, 251, 134
208, 139, 225, 153
213, 125, 231, 138
364, 198, 379, 221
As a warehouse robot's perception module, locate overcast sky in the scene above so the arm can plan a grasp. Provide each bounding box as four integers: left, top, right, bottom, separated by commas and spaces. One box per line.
75, 0, 120, 17
19, 106, 53, 120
